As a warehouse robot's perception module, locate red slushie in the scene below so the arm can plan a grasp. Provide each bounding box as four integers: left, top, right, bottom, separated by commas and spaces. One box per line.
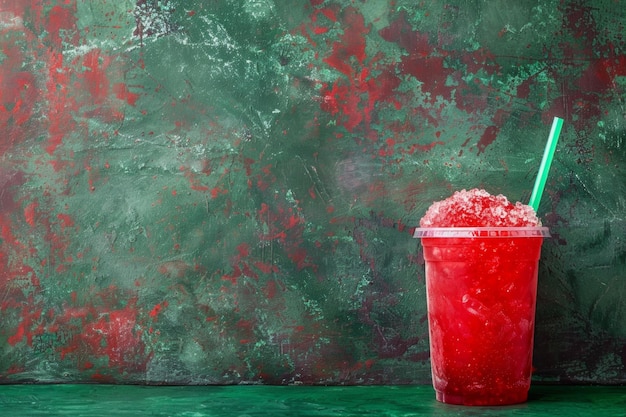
415, 189, 549, 405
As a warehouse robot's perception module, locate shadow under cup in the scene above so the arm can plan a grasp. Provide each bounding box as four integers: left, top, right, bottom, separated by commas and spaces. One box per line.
414, 227, 550, 406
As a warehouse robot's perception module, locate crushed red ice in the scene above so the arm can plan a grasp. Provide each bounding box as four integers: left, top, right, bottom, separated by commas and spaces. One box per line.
419, 188, 541, 227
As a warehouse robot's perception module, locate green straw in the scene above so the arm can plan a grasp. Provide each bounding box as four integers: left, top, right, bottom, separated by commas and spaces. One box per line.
529, 116, 564, 211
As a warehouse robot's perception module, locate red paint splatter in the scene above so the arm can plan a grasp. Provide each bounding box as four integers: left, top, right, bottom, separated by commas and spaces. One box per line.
80, 50, 111, 103
320, 81, 362, 130
113, 83, 140, 106
323, 7, 369, 76
315, 7, 405, 133
44, 81, 71, 154
179, 165, 210, 192
56, 213, 75, 230
47, 5, 79, 48
149, 301, 168, 318
263, 280, 277, 299
210, 186, 227, 199
7, 300, 43, 346
378, 138, 396, 157
58, 295, 149, 372
90, 372, 115, 383
379, 12, 468, 106
254, 261, 277, 274
222, 232, 277, 284
577, 55, 626, 95
312, 26, 329, 35
288, 247, 311, 270
237, 243, 250, 257
0, 28, 41, 155
476, 125, 500, 155
24, 201, 39, 227
319, 63, 402, 132
516, 78, 532, 99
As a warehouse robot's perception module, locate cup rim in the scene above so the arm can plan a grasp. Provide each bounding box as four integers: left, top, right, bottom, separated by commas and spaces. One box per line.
413, 226, 550, 238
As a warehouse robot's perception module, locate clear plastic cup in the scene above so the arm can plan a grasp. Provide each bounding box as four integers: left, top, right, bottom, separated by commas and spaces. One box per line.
414, 227, 550, 406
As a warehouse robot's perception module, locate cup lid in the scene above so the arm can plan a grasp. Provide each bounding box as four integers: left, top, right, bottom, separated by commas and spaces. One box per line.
413, 227, 550, 238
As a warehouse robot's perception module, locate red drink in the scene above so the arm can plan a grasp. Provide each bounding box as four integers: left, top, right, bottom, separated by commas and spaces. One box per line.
416, 227, 547, 405
416, 189, 548, 406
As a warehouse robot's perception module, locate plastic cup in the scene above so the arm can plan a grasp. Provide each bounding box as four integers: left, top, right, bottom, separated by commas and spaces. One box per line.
414, 226, 550, 406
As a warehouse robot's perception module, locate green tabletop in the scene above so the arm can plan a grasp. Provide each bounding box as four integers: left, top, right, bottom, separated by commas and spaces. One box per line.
0, 384, 624, 416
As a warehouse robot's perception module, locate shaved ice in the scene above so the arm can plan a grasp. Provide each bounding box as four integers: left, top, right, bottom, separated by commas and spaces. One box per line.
419, 188, 540, 228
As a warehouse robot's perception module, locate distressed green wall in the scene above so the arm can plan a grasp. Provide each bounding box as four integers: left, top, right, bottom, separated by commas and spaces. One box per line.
0, 0, 625, 384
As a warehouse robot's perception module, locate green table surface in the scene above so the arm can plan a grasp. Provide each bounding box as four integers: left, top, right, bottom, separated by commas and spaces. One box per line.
0, 384, 624, 416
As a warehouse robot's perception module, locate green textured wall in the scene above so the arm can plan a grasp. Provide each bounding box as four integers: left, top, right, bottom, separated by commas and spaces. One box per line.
0, 0, 625, 385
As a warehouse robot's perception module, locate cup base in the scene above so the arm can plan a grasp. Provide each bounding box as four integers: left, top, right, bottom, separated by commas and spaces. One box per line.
435, 390, 528, 406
